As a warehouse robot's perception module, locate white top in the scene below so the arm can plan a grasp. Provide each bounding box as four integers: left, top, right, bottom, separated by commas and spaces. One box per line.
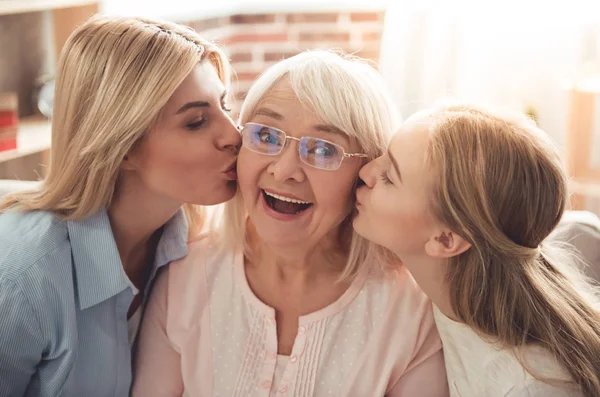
433, 306, 584, 397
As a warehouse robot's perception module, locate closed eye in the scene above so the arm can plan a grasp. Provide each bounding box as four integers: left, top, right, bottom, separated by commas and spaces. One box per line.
186, 118, 206, 130
380, 171, 393, 185
221, 90, 232, 113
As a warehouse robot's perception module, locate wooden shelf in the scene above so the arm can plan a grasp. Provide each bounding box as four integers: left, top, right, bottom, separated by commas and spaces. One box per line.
0, 1, 98, 179
0, 0, 97, 16
0, 116, 51, 164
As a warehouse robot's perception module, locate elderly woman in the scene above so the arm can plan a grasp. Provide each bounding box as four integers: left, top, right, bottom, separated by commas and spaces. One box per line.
132, 51, 449, 397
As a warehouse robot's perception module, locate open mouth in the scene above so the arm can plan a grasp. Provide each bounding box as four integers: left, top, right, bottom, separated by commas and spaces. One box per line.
262, 189, 313, 215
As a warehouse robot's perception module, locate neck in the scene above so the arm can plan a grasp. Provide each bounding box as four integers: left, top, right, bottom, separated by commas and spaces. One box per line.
399, 252, 458, 321
249, 228, 346, 288
266, 247, 343, 284
108, 172, 181, 274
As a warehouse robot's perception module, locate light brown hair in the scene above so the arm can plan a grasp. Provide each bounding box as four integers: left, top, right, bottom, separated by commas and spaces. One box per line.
424, 102, 600, 395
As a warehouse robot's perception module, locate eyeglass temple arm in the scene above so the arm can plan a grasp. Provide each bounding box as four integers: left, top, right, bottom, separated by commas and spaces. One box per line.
344, 153, 369, 158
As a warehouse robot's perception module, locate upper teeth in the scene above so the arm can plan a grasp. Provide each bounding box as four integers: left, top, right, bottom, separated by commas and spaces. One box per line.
264, 191, 311, 204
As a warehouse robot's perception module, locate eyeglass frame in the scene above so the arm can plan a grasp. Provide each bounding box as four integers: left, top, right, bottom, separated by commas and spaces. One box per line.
240, 122, 368, 171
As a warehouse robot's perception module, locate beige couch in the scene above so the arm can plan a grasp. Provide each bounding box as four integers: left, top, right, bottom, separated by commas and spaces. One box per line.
550, 211, 600, 282
0, 179, 40, 197
1, 179, 599, 280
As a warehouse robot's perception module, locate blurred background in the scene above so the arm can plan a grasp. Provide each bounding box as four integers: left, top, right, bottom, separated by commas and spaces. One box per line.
1, 0, 599, 215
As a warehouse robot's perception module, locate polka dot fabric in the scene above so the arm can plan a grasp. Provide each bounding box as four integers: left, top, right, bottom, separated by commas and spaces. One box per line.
132, 237, 449, 397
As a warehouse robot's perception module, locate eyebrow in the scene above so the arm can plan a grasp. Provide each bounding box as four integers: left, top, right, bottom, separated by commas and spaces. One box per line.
254, 107, 283, 120
175, 90, 228, 114
314, 124, 346, 138
387, 149, 402, 182
255, 107, 346, 136
254, 106, 349, 146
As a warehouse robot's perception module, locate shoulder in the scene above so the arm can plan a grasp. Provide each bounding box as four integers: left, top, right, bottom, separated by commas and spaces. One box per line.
389, 267, 440, 352
461, 342, 576, 396
360, 266, 441, 361
0, 210, 70, 282
366, 266, 435, 325
169, 232, 234, 282
516, 345, 576, 390
481, 344, 573, 380
163, 233, 236, 333
0, 211, 74, 343
339, 267, 444, 395
505, 378, 583, 397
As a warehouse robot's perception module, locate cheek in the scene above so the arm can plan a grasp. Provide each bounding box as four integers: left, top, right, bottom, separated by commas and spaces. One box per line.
145, 135, 218, 176
237, 150, 268, 196
372, 190, 430, 239
314, 168, 357, 213
132, 131, 231, 201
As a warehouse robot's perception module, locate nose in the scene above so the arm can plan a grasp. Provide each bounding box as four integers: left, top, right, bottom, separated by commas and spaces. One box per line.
217, 115, 242, 154
358, 158, 378, 188
267, 140, 306, 183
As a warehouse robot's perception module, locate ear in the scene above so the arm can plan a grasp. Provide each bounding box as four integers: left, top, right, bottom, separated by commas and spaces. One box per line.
425, 228, 471, 259
121, 153, 137, 171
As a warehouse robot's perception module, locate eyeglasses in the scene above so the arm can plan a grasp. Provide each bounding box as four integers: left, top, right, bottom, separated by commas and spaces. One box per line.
241, 122, 368, 171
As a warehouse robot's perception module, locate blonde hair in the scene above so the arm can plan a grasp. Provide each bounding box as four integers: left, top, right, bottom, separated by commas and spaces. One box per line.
220, 50, 401, 279
423, 102, 600, 395
0, 14, 231, 237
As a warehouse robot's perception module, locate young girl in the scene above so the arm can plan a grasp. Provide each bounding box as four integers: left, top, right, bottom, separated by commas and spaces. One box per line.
353, 102, 600, 396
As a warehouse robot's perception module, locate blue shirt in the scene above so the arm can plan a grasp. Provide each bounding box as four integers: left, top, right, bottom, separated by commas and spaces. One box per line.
0, 208, 188, 397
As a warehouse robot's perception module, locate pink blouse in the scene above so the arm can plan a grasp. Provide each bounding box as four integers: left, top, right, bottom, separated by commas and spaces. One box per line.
132, 237, 449, 396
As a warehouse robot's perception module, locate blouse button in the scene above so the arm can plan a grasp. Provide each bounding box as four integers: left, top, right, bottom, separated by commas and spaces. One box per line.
298, 326, 306, 335
289, 355, 297, 363
262, 380, 272, 389
279, 385, 289, 394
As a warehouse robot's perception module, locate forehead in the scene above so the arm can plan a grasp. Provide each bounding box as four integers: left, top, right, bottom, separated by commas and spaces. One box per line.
257, 79, 315, 119
166, 61, 224, 108
389, 120, 432, 170
261, 78, 297, 100
254, 79, 353, 145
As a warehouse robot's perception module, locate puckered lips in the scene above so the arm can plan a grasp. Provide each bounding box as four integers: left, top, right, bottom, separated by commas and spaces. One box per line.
223, 160, 237, 180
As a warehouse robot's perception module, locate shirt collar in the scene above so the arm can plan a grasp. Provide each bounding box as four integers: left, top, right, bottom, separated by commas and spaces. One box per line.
67, 208, 188, 310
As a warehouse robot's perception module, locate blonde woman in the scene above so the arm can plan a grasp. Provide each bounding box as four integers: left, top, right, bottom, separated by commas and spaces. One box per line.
0, 15, 240, 396
132, 51, 450, 396
354, 103, 600, 396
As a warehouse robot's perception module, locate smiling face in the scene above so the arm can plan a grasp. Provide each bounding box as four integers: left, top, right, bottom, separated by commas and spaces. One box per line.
126, 60, 241, 206
237, 78, 365, 250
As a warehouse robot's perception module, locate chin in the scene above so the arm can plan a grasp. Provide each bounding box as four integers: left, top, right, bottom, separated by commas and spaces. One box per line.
263, 234, 307, 250
190, 181, 238, 206
252, 221, 308, 248
352, 216, 380, 247
351, 214, 366, 236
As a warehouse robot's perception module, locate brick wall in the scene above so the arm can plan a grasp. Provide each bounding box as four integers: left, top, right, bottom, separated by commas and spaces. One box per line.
187, 10, 385, 113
